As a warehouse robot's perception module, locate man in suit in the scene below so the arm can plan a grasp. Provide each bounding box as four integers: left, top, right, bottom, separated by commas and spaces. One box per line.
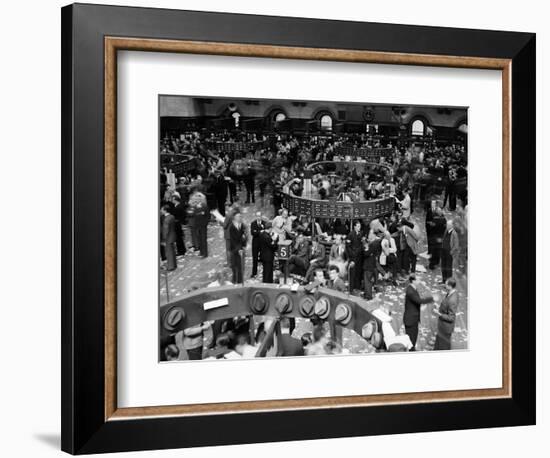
328, 265, 346, 292
429, 207, 447, 270
288, 229, 310, 276
425, 200, 436, 262
276, 317, 305, 357
304, 240, 327, 283
433, 278, 459, 350
213, 172, 228, 216
228, 211, 247, 284
250, 211, 265, 278
171, 195, 187, 256
244, 159, 256, 204
403, 274, 433, 350
259, 222, 278, 283
223, 204, 239, 266
346, 220, 364, 291
160, 204, 177, 271
441, 218, 460, 282
399, 219, 419, 274
188, 188, 209, 257
362, 238, 379, 300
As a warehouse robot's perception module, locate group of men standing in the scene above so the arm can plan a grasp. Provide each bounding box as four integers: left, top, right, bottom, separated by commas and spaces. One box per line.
160, 187, 210, 271
404, 274, 459, 351
223, 208, 280, 285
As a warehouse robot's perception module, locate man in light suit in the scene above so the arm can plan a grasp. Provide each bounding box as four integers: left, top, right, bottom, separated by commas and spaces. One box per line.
433, 278, 459, 350
403, 274, 433, 350
441, 218, 460, 282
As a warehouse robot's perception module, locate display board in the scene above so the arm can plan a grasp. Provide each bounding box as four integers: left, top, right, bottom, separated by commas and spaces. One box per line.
282, 193, 395, 220
160, 153, 198, 176
335, 146, 394, 160
205, 140, 268, 153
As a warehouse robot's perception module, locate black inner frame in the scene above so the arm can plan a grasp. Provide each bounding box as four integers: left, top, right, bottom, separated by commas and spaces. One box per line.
61, 3, 536, 454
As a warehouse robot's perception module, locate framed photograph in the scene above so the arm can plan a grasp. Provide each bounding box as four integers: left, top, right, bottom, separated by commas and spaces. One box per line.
61, 3, 536, 454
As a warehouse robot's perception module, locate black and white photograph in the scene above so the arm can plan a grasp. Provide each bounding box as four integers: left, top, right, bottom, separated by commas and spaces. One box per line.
158, 95, 468, 361
1, 1, 541, 456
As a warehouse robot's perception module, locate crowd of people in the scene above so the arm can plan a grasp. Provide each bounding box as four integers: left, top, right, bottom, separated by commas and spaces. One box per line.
159, 130, 468, 355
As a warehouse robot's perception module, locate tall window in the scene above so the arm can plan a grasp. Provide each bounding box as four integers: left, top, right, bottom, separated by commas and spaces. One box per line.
320, 114, 333, 130
411, 119, 425, 136
274, 112, 286, 123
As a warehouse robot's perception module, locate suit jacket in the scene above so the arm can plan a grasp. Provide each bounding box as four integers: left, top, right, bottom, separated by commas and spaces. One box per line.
250, 220, 265, 245
293, 238, 310, 260
438, 290, 458, 336
403, 284, 432, 326
259, 231, 278, 263
310, 243, 327, 266
362, 242, 378, 272
229, 223, 247, 254
403, 225, 420, 254
223, 211, 235, 241
172, 202, 186, 224
161, 214, 177, 244
425, 206, 435, 239
346, 230, 364, 259
432, 216, 447, 245
214, 175, 228, 199
442, 229, 460, 257
277, 334, 305, 357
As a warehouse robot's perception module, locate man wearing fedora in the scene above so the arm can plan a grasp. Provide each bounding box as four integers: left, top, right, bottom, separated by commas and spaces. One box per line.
403, 274, 434, 351
433, 277, 459, 350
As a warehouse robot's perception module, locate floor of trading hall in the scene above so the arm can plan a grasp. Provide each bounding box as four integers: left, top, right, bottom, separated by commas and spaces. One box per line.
160, 186, 468, 352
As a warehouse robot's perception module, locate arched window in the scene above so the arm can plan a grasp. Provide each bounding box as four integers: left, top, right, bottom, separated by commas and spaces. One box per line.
457, 123, 468, 134
411, 119, 425, 136
320, 114, 333, 130
274, 112, 286, 123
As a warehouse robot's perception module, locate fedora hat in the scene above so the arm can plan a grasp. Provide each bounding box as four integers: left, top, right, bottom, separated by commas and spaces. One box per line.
299, 296, 315, 318
334, 303, 352, 326
361, 320, 376, 340
371, 331, 383, 349
163, 307, 185, 332
314, 297, 331, 320
275, 293, 293, 314
388, 342, 407, 352
250, 291, 269, 314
